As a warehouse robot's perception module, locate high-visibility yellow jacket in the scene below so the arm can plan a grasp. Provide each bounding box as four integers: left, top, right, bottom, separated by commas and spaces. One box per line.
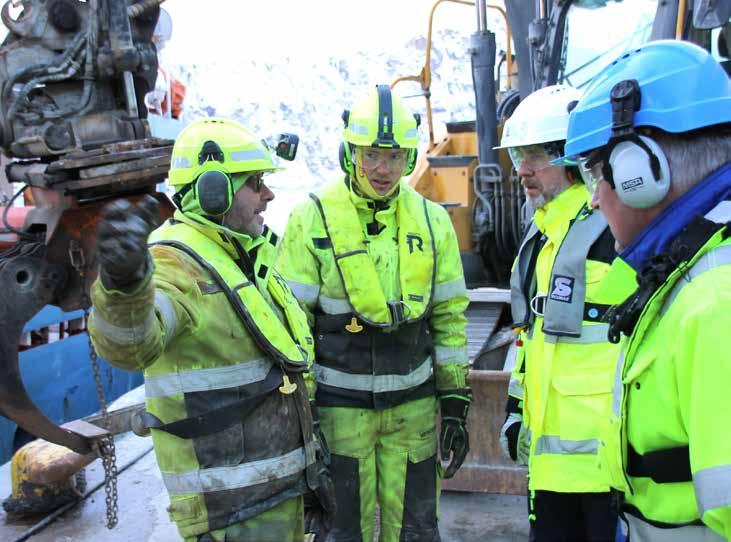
89, 211, 317, 539
600, 193, 731, 540
276, 178, 469, 408
509, 183, 635, 493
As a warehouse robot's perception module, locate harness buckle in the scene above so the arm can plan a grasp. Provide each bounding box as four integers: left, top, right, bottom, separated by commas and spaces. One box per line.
530, 294, 547, 317
387, 300, 412, 327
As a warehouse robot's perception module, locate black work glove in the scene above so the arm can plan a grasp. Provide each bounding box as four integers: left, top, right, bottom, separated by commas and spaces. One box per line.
438, 389, 471, 479
304, 400, 335, 540
96, 196, 160, 292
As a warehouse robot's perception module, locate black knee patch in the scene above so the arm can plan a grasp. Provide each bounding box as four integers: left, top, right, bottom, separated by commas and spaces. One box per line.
329, 454, 362, 541
400, 454, 440, 542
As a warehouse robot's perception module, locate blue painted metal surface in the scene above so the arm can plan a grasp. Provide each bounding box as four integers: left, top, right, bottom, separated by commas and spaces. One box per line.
0, 306, 143, 463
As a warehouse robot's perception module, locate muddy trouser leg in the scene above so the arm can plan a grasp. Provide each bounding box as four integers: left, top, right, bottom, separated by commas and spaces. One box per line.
377, 396, 440, 542
186, 496, 305, 542
320, 406, 378, 542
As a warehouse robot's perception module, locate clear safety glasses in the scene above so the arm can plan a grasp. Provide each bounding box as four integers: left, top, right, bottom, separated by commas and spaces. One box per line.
578, 152, 605, 196
357, 147, 410, 172
507, 144, 557, 173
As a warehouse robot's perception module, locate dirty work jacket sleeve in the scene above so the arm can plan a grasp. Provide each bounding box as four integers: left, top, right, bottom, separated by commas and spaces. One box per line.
88, 244, 200, 372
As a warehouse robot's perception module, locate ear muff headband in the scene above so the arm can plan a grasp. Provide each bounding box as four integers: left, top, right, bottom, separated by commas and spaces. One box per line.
600, 79, 672, 209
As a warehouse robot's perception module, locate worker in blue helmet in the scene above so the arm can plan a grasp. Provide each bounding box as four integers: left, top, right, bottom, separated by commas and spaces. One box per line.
555, 39, 731, 540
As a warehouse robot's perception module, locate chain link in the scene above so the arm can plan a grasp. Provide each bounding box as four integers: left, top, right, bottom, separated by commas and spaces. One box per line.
71, 240, 119, 529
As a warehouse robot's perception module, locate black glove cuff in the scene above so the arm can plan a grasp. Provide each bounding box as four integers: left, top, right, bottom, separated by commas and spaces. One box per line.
100, 252, 153, 293
439, 388, 472, 420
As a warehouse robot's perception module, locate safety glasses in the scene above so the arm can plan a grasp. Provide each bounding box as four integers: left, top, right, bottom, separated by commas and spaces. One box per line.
507, 144, 557, 173
578, 151, 605, 196
357, 147, 409, 172
248, 172, 265, 192
232, 172, 266, 193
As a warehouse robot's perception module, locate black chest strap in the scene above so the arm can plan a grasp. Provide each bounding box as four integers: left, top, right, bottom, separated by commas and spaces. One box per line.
137, 367, 283, 439
627, 443, 692, 484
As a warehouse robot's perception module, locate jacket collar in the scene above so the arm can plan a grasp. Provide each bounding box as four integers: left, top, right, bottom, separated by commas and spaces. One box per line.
532, 183, 590, 242
173, 210, 265, 262
620, 162, 731, 272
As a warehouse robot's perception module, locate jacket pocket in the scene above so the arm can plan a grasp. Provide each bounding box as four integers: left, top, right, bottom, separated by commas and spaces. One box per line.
551, 372, 613, 437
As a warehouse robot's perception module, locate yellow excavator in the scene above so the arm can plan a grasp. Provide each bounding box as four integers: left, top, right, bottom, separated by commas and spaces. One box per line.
0, 0, 729, 537
394, 0, 731, 494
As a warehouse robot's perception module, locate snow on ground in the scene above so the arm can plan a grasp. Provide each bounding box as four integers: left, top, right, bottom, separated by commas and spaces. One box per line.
159, 0, 509, 231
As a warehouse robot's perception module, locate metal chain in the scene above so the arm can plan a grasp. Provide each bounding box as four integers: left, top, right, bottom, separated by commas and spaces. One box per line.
70, 241, 119, 529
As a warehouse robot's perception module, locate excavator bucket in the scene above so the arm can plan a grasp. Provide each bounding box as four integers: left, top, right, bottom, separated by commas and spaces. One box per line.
0, 244, 94, 454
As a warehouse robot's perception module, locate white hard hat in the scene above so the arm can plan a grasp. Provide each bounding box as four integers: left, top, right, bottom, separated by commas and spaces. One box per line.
495, 84, 583, 149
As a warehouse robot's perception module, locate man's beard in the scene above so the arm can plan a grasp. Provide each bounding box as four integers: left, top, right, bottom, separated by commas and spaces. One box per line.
524, 182, 569, 210
527, 192, 548, 209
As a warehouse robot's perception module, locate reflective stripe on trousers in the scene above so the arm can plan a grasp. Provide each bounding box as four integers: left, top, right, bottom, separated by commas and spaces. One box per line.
162, 442, 316, 495
314, 357, 433, 393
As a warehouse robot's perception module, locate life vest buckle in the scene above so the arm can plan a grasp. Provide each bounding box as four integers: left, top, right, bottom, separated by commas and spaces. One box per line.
345, 316, 363, 333
279, 374, 298, 395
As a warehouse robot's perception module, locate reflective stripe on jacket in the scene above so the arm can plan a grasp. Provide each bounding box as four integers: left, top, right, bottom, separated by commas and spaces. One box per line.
277, 178, 469, 407
602, 199, 731, 539
509, 183, 636, 493
89, 212, 316, 539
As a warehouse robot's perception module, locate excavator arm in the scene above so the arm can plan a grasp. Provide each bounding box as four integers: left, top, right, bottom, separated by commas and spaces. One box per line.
0, 0, 173, 456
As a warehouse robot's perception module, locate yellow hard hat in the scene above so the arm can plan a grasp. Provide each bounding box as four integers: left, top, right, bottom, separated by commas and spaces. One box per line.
168, 117, 279, 187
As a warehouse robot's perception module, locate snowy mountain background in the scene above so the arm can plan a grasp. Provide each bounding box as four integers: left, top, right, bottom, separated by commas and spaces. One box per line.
158, 0, 510, 230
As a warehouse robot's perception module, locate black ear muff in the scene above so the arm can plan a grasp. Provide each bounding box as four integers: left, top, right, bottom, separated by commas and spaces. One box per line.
195, 169, 234, 216
339, 142, 355, 176
606, 135, 671, 209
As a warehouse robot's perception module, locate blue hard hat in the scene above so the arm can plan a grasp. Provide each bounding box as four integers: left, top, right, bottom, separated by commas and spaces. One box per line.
555, 40, 731, 163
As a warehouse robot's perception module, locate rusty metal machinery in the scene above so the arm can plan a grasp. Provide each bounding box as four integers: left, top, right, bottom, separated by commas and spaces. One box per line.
0, 0, 173, 465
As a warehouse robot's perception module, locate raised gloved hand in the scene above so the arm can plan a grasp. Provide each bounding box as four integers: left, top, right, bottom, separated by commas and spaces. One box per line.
304, 400, 335, 541
96, 196, 160, 292
438, 389, 471, 479
499, 412, 531, 466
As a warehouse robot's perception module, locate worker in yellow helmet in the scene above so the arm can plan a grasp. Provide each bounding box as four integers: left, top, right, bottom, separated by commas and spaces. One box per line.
88, 117, 334, 541
276, 85, 471, 541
